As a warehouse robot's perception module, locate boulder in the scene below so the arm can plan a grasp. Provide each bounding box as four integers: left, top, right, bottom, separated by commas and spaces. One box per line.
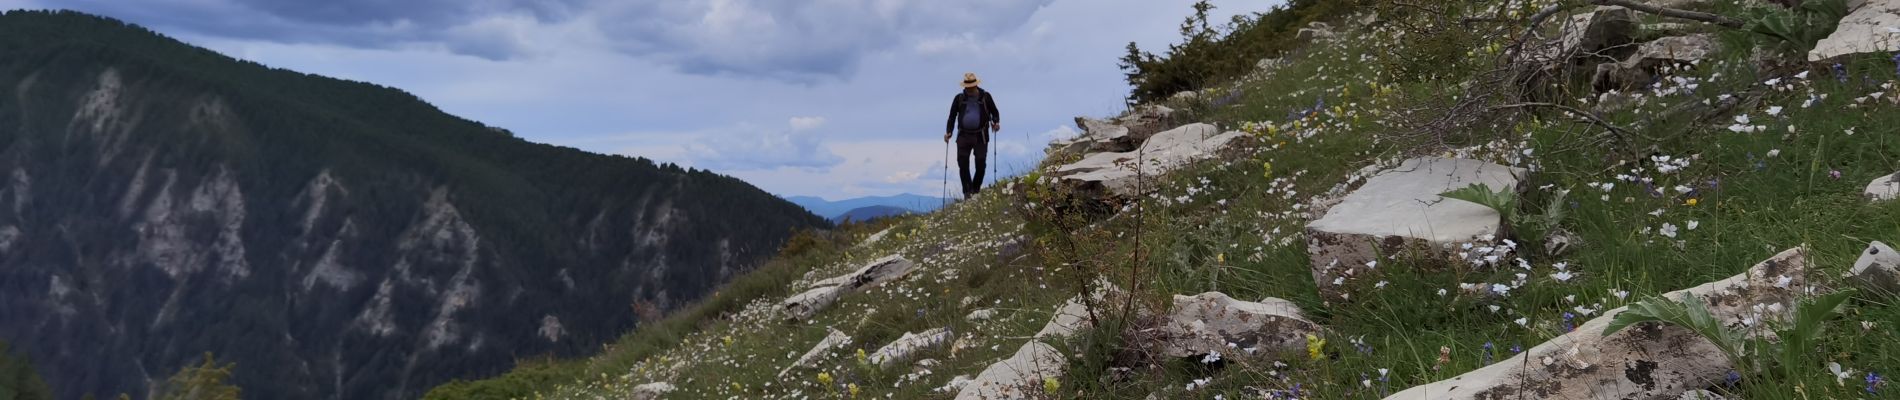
1809, 0, 1900, 61
1052, 124, 1248, 198
1867, 171, 1899, 202
1035, 296, 1097, 339
955, 341, 1066, 400
778, 328, 852, 377
868, 328, 953, 368
1153, 292, 1321, 358
1385, 248, 1811, 400
1539, 7, 1638, 64
1305, 157, 1526, 301
1076, 116, 1136, 153
1852, 241, 1900, 295
782, 255, 917, 320
1113, 105, 1176, 142
630, 382, 675, 400
1596, 35, 1719, 90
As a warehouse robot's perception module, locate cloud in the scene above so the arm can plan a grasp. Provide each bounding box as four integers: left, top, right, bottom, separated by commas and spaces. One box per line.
55, 0, 1053, 80
883, 170, 921, 183
1042, 124, 1080, 140
683, 122, 844, 171
789, 116, 827, 131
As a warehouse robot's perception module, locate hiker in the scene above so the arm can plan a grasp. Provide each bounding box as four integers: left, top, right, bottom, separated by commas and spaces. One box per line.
945, 72, 1000, 198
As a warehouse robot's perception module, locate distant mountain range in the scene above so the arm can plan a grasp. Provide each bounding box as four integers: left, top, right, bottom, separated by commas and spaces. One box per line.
0, 11, 827, 400
834, 205, 915, 223
786, 194, 947, 221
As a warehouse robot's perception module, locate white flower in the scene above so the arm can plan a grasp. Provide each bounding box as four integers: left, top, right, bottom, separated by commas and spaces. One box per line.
1764, 78, 1782, 86
1775, 275, 1793, 288
1375, 280, 1390, 289
1515, 317, 1529, 327
1552, 271, 1575, 282
1612, 289, 1630, 300
1202, 351, 1223, 364
1436, 288, 1448, 297
1687, 220, 1699, 230
1660, 223, 1679, 238
1734, 114, 1750, 124
1366, 260, 1379, 269
1333, 277, 1345, 286
1766, 106, 1784, 116
1492, 284, 1512, 296
1767, 149, 1781, 157
1673, 185, 1693, 194
1554, 262, 1569, 270
1796, 71, 1811, 80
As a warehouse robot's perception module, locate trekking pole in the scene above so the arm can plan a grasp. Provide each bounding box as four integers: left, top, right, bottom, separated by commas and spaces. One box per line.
942, 138, 950, 209
989, 130, 997, 190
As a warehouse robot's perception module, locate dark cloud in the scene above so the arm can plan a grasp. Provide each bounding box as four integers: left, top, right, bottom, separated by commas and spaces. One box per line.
45, 0, 1052, 80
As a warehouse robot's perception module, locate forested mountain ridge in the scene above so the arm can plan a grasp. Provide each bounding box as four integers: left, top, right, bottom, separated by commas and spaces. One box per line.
0, 10, 828, 400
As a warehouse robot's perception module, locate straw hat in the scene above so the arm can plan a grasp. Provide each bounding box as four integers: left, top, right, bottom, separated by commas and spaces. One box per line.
960, 72, 981, 88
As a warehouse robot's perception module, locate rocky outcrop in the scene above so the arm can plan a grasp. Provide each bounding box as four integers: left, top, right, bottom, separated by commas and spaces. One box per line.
1386, 248, 1811, 400
1596, 34, 1719, 90
630, 382, 675, 400
1808, 0, 1900, 61
1305, 157, 1525, 301
1052, 124, 1248, 198
1152, 292, 1321, 358
782, 255, 917, 320
1867, 171, 1899, 202
1852, 241, 1899, 295
868, 328, 953, 368
955, 341, 1066, 400
1538, 7, 1638, 65
779, 328, 852, 377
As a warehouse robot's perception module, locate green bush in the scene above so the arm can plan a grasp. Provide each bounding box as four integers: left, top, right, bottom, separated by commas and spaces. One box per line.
1119, 0, 1363, 104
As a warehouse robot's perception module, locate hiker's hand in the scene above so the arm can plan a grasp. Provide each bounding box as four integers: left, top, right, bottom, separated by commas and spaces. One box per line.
943, 132, 951, 142
991, 123, 1000, 133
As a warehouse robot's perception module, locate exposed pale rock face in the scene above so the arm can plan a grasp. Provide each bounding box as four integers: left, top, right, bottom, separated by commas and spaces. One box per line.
782, 255, 917, 320
868, 328, 953, 368
1867, 171, 1899, 202
1154, 293, 1320, 358
1053, 124, 1247, 198
1540, 7, 1637, 64
1305, 157, 1525, 301
954, 341, 1065, 400
1386, 248, 1811, 400
630, 382, 675, 400
1596, 35, 1719, 89
1852, 241, 1900, 295
779, 328, 852, 377
1809, 0, 1900, 61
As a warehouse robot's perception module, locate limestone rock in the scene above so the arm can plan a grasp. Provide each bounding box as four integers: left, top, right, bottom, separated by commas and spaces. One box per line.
1053, 124, 1247, 198
1385, 248, 1811, 400
630, 382, 675, 400
954, 341, 1066, 400
1036, 296, 1098, 339
1679, 389, 1729, 400
1596, 35, 1719, 90
1306, 157, 1525, 301
1809, 0, 1900, 61
1852, 241, 1900, 295
778, 328, 852, 377
1154, 292, 1321, 358
1867, 171, 1899, 202
1297, 22, 1335, 40
1540, 7, 1638, 64
868, 328, 953, 368
782, 255, 917, 320
966, 308, 997, 322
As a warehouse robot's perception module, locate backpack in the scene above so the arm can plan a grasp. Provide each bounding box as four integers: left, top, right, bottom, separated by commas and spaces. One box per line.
959, 91, 987, 129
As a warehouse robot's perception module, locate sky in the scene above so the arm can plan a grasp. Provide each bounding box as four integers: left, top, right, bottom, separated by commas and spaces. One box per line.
6, 0, 1283, 200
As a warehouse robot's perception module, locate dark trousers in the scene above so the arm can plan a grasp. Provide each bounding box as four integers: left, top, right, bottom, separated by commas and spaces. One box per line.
955, 129, 988, 197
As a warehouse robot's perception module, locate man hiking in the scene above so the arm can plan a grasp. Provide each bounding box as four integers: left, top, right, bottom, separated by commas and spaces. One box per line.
945, 72, 1000, 198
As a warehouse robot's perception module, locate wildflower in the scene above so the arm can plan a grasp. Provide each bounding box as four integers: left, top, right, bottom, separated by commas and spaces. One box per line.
817, 372, 835, 390
1687, 220, 1699, 230
856, 348, 868, 365
1306, 334, 1327, 360
1767, 149, 1781, 157
1766, 106, 1784, 116
1776, 275, 1794, 288
1726, 370, 1743, 387
1612, 289, 1630, 300
1561, 312, 1577, 332
1043, 377, 1061, 394
1835, 63, 1849, 83
1660, 223, 1679, 238
1684, 198, 1699, 206
1832, 362, 1855, 386
1434, 346, 1452, 370
1492, 283, 1511, 296
1482, 342, 1495, 365
1202, 351, 1223, 364
1515, 317, 1529, 327
1552, 270, 1575, 282
1869, 372, 1884, 394
1830, 170, 1843, 180
848, 383, 861, 398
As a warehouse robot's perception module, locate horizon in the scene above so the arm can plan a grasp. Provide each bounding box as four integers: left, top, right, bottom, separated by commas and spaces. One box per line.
1, 0, 1285, 200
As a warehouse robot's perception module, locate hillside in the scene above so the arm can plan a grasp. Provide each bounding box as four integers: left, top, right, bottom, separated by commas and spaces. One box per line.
788, 194, 947, 219
834, 206, 915, 223
441, 0, 1900, 398
0, 10, 828, 400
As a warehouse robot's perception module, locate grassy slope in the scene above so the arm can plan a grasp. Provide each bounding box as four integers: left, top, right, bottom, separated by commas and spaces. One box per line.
440, 0, 1900, 398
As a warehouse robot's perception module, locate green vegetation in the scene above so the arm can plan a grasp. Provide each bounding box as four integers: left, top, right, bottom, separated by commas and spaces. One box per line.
451, 0, 1900, 398
0, 341, 52, 400
156, 354, 241, 400
1118, 0, 1364, 104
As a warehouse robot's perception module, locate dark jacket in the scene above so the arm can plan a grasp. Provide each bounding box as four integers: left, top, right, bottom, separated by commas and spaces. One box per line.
947, 89, 1000, 134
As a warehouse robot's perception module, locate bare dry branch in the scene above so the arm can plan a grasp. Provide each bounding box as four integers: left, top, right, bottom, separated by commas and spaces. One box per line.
1591, 0, 1746, 28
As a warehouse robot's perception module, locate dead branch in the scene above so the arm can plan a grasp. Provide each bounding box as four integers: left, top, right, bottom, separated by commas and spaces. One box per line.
1492, 102, 1648, 143
1591, 0, 1746, 28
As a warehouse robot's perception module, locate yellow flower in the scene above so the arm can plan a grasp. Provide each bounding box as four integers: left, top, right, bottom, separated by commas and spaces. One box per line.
817, 372, 834, 389
1263, 161, 1274, 178
1305, 333, 1327, 360
1217, 253, 1225, 264
1043, 377, 1061, 394
848, 383, 861, 398
1684, 198, 1699, 206
721, 335, 734, 347
855, 348, 868, 365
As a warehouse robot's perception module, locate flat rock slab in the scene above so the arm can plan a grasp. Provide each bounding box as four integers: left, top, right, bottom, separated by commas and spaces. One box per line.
1853, 241, 1900, 295
630, 382, 675, 400
1053, 123, 1247, 197
782, 255, 916, 320
1155, 292, 1320, 358
1809, 0, 1900, 61
954, 341, 1065, 400
1306, 157, 1525, 301
778, 328, 852, 377
1868, 171, 1899, 202
1385, 247, 1810, 400
868, 328, 952, 368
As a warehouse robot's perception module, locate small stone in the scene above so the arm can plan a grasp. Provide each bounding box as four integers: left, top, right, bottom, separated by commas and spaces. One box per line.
1867, 171, 1899, 202
1852, 241, 1900, 296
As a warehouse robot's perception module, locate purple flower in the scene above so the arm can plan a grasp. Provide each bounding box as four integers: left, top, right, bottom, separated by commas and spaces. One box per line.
1893, 53, 1900, 79
1510, 344, 1523, 354
1725, 370, 1743, 387
1481, 342, 1495, 365
1870, 372, 1884, 394
1830, 170, 1843, 180
1561, 313, 1577, 333
1835, 63, 1850, 84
